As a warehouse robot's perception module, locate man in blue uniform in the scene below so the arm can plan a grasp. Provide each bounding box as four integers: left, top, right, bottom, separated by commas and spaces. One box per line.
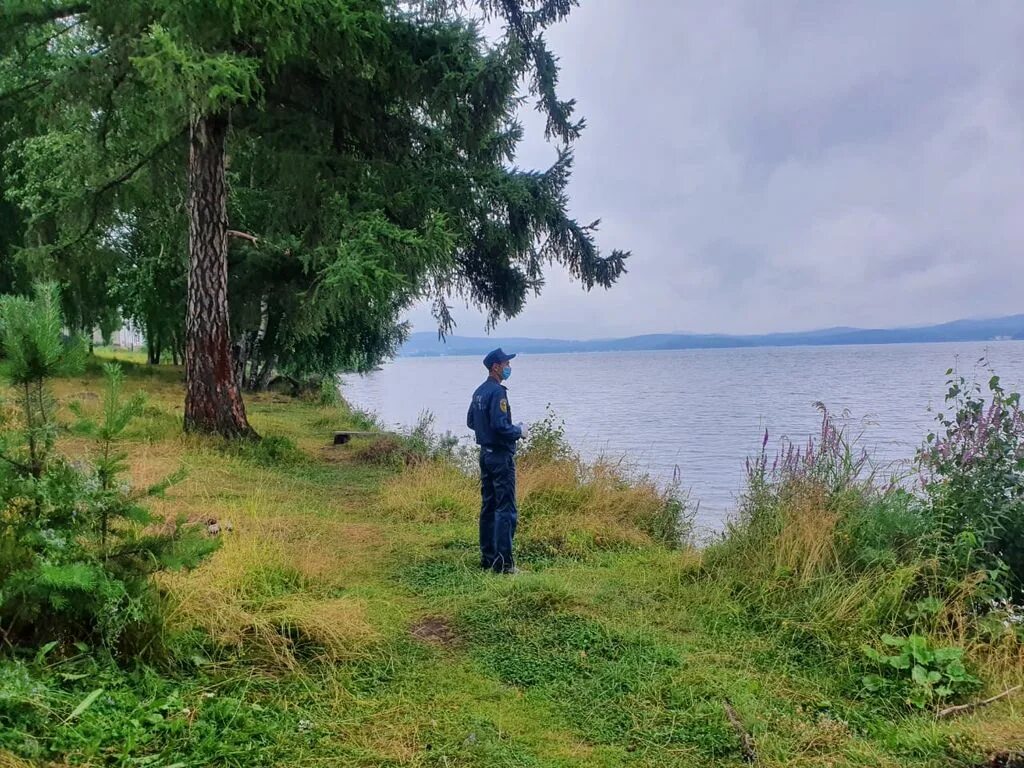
467, 348, 525, 573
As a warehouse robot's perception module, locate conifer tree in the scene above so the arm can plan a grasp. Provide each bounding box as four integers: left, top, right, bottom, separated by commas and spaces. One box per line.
1, 0, 627, 437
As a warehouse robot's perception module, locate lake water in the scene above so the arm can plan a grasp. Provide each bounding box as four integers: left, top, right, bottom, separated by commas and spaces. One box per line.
339, 341, 1024, 535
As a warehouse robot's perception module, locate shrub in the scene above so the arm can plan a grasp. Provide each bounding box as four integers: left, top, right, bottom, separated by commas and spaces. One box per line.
404, 411, 461, 462
351, 434, 415, 467
711, 383, 1024, 682
0, 285, 214, 652
742, 403, 875, 514
519, 406, 576, 466
351, 411, 465, 469
706, 406, 936, 651
917, 368, 1024, 595
518, 460, 691, 555
838, 490, 936, 571
516, 407, 689, 551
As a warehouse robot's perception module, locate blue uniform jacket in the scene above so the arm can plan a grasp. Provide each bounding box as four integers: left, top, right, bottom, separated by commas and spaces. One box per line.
467, 378, 522, 452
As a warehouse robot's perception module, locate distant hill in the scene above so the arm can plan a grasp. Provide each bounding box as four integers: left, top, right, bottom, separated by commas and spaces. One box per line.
399, 315, 1024, 358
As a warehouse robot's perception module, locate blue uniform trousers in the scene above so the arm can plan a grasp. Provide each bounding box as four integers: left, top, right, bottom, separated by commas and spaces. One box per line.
479, 448, 517, 571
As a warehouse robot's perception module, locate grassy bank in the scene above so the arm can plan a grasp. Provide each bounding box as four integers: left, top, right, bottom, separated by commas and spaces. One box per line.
2, 357, 1023, 767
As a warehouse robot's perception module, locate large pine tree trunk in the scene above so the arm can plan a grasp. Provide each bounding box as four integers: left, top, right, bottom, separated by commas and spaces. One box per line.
184, 112, 255, 439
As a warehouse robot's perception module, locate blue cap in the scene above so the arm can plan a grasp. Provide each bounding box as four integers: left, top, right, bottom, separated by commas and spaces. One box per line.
483, 348, 517, 368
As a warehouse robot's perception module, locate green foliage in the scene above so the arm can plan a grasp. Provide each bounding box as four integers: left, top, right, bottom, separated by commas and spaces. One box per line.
0, 201, 29, 304
718, 406, 879, 569
706, 396, 1014, 668
837, 490, 935, 570
70, 363, 147, 492
648, 481, 693, 549
520, 405, 576, 465
350, 411, 463, 469
404, 411, 461, 462
2, 0, 627, 392
0, 101, 30, 304
316, 377, 341, 408
0, 654, 311, 765
0, 283, 86, 475
0, 283, 86, 387
111, 198, 187, 365
861, 634, 981, 709
229, 434, 305, 468
918, 367, 1024, 594
0, 294, 213, 650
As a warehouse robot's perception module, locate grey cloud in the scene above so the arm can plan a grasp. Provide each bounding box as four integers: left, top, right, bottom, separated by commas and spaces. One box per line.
407, 0, 1024, 339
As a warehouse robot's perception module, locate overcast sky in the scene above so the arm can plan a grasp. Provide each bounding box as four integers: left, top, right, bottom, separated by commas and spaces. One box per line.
406, 0, 1024, 339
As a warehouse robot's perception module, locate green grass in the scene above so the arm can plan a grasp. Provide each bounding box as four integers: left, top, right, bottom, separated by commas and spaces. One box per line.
1, 357, 1022, 767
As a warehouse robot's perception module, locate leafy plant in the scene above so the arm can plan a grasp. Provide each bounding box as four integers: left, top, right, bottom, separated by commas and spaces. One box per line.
406, 411, 460, 463
838, 490, 934, 570
861, 634, 980, 709
918, 365, 1024, 594
0, 654, 308, 765
520, 405, 576, 465
904, 596, 944, 622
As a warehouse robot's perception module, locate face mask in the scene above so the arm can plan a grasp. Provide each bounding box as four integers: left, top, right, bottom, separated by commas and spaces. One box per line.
501, 365, 512, 381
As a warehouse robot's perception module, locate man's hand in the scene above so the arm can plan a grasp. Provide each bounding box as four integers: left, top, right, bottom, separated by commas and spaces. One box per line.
516, 422, 528, 441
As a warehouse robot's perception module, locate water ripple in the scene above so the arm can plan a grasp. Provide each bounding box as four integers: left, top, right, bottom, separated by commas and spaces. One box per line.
340, 341, 1024, 533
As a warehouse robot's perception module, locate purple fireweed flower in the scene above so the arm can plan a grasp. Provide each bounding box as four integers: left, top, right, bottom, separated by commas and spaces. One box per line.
962, 445, 977, 466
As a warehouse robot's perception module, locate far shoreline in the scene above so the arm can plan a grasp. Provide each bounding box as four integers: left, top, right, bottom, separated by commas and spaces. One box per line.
397, 336, 1024, 361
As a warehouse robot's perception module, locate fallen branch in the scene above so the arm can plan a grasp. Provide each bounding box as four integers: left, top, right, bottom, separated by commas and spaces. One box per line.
723, 699, 757, 763
937, 685, 1022, 719
227, 229, 258, 244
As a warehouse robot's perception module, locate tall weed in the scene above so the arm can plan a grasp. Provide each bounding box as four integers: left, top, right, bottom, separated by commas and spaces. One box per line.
710, 407, 933, 651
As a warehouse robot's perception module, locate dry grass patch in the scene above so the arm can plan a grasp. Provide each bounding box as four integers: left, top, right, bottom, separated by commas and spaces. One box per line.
378, 461, 478, 522
161, 512, 378, 665
768, 486, 842, 583
0, 751, 50, 768
122, 441, 189, 488
969, 639, 1024, 694
250, 515, 389, 584
518, 459, 677, 556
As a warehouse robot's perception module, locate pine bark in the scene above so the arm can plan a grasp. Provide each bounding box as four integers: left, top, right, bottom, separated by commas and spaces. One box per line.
184, 112, 255, 438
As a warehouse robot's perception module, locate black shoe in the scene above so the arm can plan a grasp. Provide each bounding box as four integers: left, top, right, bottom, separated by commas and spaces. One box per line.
492, 565, 520, 575
480, 560, 495, 570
